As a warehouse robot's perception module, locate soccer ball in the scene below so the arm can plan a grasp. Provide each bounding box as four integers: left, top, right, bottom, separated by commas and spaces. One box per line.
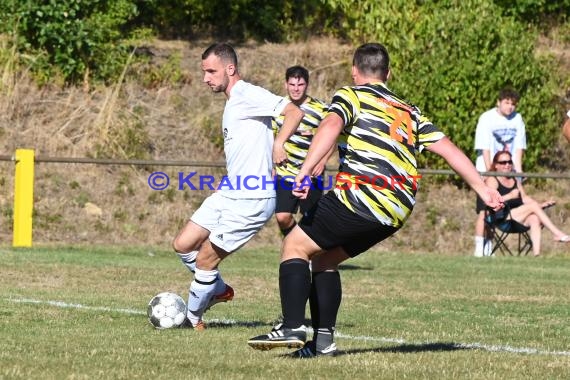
147, 292, 187, 329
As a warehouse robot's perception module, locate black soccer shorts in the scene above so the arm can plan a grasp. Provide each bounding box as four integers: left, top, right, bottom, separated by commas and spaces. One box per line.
299, 191, 399, 257
275, 176, 323, 215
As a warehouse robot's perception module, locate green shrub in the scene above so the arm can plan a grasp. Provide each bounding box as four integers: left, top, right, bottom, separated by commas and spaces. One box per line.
95, 115, 153, 160
0, 0, 565, 174
131, 52, 189, 89
133, 0, 335, 41
493, 0, 570, 23
1, 0, 141, 84
323, 0, 561, 173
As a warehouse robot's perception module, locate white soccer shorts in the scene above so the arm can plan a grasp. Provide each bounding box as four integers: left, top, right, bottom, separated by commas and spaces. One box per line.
190, 192, 276, 253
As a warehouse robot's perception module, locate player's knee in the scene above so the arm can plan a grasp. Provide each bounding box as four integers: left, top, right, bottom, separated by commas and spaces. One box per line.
275, 212, 293, 227
172, 237, 183, 254
172, 236, 194, 254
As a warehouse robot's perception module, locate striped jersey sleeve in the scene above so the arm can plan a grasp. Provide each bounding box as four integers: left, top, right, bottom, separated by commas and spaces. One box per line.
273, 96, 329, 179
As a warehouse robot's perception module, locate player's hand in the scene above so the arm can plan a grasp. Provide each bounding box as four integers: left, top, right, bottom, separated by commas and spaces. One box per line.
292, 173, 310, 199
272, 144, 288, 167
481, 186, 504, 211
292, 187, 309, 199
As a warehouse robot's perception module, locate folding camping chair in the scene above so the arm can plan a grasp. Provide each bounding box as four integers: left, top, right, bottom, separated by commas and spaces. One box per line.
484, 205, 532, 256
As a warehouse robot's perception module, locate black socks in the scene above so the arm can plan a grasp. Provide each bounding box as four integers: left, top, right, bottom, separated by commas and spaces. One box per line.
310, 271, 341, 349
279, 258, 310, 328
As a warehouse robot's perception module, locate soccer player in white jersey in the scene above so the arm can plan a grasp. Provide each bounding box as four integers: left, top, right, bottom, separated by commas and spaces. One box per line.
172, 43, 304, 330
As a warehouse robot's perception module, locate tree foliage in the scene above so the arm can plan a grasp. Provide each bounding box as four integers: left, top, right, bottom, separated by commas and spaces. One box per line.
0, 0, 142, 84
321, 0, 561, 173
492, 0, 570, 23
0, 0, 567, 172
131, 0, 335, 41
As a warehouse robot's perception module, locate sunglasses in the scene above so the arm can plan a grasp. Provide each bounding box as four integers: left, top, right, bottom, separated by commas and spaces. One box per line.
496, 160, 513, 165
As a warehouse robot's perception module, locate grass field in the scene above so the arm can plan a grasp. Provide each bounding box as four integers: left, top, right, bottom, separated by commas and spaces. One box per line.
1, 246, 570, 379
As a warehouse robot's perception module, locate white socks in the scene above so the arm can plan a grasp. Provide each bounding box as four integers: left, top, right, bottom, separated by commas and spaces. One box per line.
186, 268, 226, 326
178, 251, 198, 273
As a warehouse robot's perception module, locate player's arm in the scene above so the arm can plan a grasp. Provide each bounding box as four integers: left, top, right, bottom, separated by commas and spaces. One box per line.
427, 137, 504, 210
293, 113, 343, 197
311, 145, 336, 177
273, 102, 304, 166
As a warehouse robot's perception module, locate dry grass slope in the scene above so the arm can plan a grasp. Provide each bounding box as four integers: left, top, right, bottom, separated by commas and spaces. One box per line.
1, 37, 569, 256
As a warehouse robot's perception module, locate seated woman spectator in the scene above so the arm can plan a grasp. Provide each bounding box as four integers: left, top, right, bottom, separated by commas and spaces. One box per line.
483, 150, 570, 256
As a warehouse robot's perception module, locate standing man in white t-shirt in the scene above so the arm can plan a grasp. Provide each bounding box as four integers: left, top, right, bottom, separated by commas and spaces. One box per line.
172, 43, 304, 330
473, 88, 527, 256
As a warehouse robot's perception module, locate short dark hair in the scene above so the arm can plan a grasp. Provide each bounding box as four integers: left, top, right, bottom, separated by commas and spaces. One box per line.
498, 87, 520, 103
353, 43, 390, 80
285, 65, 309, 83
202, 43, 238, 66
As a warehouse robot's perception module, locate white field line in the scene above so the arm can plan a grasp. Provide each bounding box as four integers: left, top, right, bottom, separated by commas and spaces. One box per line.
8, 297, 145, 315
6, 297, 570, 357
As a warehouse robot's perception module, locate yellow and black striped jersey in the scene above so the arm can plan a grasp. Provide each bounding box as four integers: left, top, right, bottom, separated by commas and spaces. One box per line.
273, 96, 329, 179
329, 82, 445, 227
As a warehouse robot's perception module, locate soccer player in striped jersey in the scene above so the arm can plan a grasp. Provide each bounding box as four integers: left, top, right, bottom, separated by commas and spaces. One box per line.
273, 66, 330, 237
248, 42, 504, 357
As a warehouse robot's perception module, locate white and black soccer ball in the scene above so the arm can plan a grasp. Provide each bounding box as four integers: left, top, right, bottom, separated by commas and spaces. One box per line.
147, 292, 187, 329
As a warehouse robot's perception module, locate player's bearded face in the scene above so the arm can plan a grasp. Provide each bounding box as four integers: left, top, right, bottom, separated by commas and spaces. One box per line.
202, 55, 230, 93
208, 73, 229, 93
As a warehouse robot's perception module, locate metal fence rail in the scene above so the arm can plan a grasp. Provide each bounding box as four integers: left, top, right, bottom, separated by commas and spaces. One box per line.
2, 150, 569, 247
2, 154, 569, 179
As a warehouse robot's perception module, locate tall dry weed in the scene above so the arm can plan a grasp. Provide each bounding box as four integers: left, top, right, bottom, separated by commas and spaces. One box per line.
0, 33, 20, 121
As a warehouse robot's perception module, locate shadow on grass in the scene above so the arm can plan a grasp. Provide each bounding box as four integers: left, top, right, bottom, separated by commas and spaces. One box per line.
336, 342, 472, 355
206, 320, 271, 329
207, 318, 356, 330
338, 264, 373, 270
278, 342, 472, 358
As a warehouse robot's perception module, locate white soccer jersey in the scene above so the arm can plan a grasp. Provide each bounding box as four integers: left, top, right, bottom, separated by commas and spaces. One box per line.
474, 108, 526, 172
220, 80, 289, 198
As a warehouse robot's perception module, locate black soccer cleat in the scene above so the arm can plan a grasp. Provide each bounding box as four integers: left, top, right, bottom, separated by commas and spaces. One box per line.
290, 341, 337, 358
247, 324, 307, 351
